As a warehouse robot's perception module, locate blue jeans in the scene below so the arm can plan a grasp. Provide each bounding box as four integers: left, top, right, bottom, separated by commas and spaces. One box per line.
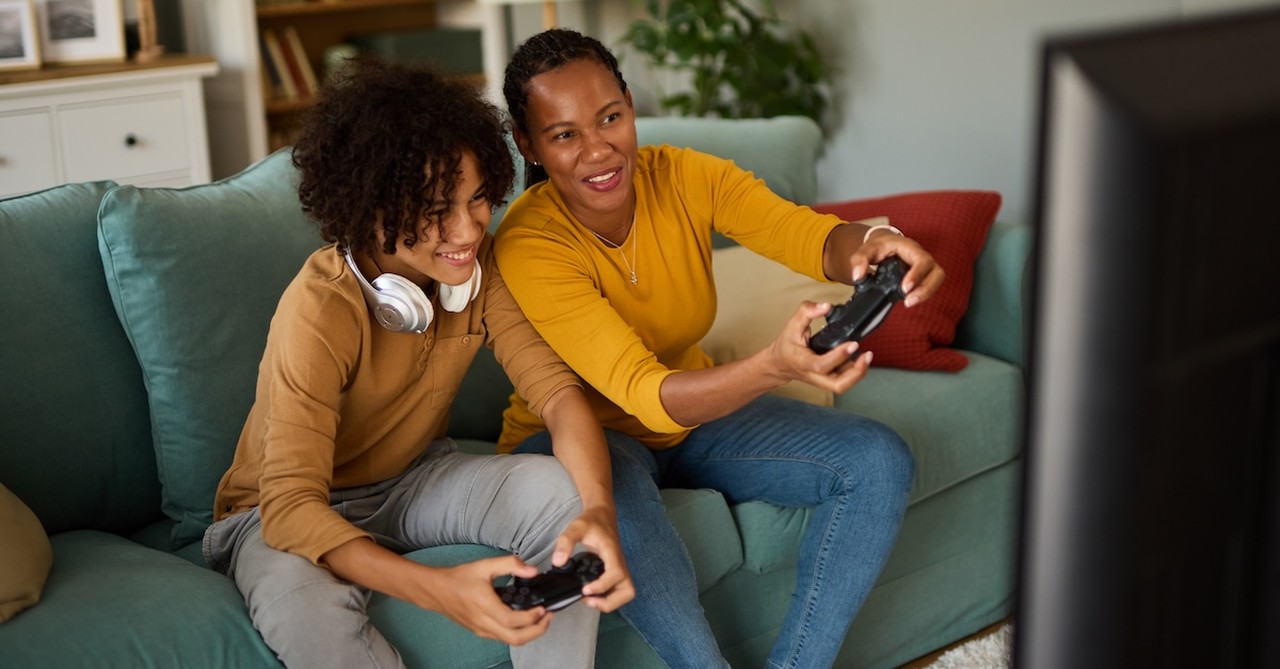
516, 394, 914, 669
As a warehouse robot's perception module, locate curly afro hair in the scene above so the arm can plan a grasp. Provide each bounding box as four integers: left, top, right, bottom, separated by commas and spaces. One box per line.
292, 54, 515, 256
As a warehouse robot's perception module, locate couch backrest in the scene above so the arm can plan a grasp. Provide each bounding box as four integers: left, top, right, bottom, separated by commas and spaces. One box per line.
635, 115, 823, 206
0, 182, 161, 536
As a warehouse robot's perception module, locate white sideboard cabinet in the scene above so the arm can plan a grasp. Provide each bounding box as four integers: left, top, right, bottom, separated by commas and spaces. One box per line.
0, 56, 218, 199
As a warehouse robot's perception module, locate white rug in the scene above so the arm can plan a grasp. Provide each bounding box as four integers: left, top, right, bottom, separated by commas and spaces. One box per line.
923, 623, 1013, 669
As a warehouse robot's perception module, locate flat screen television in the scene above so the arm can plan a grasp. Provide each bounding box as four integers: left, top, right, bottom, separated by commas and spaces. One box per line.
1017, 8, 1280, 668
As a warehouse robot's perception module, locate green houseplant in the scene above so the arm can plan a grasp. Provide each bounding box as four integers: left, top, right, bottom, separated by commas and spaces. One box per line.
620, 0, 830, 128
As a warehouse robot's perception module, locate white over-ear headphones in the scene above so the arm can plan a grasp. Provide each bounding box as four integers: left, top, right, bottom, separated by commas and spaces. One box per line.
343, 250, 482, 333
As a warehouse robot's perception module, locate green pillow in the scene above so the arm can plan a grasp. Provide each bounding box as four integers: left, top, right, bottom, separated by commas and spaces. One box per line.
97, 149, 324, 549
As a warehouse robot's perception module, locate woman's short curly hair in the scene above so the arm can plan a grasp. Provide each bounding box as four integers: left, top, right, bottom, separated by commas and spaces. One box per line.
292, 54, 515, 256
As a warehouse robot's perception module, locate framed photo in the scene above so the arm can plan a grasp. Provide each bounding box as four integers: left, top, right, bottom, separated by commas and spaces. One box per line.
34, 0, 123, 64
0, 0, 40, 71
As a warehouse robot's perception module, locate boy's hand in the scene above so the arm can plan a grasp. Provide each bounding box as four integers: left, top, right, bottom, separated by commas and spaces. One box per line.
416, 555, 555, 645
322, 537, 557, 645
552, 506, 636, 613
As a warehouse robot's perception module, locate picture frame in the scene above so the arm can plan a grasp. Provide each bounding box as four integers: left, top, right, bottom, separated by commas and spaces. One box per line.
33, 0, 124, 65
0, 0, 40, 71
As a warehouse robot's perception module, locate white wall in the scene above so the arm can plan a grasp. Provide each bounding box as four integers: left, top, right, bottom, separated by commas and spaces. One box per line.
461, 0, 1279, 226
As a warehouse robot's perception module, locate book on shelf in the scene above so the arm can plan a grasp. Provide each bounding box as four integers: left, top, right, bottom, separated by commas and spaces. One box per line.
260, 28, 299, 100
281, 27, 320, 97
258, 30, 287, 100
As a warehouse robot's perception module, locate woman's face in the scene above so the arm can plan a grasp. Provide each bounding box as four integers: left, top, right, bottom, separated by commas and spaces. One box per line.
373, 150, 489, 288
516, 58, 638, 228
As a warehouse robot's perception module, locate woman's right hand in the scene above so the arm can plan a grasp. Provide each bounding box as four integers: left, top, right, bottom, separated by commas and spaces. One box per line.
769, 300, 874, 395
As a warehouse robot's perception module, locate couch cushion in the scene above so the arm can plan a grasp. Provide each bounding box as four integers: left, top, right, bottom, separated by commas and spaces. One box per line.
373, 543, 511, 669
731, 500, 808, 574
813, 191, 1002, 372
838, 351, 1023, 503
0, 531, 277, 668
660, 488, 744, 590
0, 181, 160, 536
0, 484, 52, 622
97, 149, 324, 549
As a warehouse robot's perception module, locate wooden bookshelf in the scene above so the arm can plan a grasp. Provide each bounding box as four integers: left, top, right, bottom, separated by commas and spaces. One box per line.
255, 0, 439, 149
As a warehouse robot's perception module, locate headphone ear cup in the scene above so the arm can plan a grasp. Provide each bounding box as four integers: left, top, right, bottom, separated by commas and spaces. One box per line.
370, 274, 434, 333
437, 260, 483, 313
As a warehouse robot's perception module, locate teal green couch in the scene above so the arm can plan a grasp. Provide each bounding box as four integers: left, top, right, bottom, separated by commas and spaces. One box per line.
0, 116, 1026, 668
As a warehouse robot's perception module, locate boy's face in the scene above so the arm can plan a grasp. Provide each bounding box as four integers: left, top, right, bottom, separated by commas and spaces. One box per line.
373, 150, 490, 288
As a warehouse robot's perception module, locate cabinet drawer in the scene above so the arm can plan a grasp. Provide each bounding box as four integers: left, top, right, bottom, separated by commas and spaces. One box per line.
59, 94, 190, 183
0, 110, 58, 198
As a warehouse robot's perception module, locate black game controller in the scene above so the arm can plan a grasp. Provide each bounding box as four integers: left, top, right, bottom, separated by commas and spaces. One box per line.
808, 256, 910, 356
495, 552, 605, 612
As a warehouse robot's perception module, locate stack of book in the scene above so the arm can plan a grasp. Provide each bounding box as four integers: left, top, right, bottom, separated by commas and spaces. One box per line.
259, 26, 320, 102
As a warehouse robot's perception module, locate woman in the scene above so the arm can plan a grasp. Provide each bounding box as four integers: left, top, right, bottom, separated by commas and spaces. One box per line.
203, 55, 633, 668
494, 29, 944, 669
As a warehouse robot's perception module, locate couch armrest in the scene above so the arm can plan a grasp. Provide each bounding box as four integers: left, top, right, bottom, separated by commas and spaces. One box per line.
953, 221, 1032, 367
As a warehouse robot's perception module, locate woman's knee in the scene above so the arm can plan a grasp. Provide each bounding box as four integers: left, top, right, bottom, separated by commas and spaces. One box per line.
851, 419, 915, 495
809, 416, 914, 499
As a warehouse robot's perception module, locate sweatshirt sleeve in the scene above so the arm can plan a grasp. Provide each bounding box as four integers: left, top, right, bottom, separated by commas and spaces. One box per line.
255, 278, 372, 564
479, 245, 582, 418
495, 205, 685, 435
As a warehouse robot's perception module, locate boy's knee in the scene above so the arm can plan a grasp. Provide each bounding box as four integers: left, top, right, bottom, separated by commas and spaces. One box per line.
503, 454, 582, 513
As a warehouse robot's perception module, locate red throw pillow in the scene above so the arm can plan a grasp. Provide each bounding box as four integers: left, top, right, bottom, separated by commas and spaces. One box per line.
812, 190, 1002, 372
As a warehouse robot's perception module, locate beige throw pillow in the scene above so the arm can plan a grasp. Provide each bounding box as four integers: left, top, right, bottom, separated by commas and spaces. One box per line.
0, 484, 53, 622
701, 245, 854, 407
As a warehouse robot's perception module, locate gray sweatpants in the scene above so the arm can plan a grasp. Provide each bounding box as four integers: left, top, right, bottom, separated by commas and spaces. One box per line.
203, 440, 598, 669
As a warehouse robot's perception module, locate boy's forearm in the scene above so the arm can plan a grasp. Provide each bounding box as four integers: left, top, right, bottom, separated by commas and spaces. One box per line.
322, 537, 440, 609
539, 386, 614, 512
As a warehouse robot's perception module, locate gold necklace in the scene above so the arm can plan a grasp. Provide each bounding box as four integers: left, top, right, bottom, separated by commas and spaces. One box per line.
586, 214, 638, 285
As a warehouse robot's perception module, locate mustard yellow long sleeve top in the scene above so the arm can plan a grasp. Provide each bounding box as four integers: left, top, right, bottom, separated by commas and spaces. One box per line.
494, 145, 842, 451
213, 237, 580, 564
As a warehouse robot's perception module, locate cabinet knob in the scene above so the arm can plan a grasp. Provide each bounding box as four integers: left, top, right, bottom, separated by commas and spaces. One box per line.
124, 133, 138, 147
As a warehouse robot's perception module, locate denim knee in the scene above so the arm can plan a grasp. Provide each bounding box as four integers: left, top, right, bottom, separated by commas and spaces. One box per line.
841, 419, 915, 499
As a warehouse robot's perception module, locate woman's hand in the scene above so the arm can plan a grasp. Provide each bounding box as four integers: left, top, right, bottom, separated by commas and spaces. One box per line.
551, 505, 636, 613
765, 300, 874, 395
853, 229, 945, 308
823, 223, 945, 309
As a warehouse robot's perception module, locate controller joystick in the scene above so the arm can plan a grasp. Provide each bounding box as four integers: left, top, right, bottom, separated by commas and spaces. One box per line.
495, 552, 605, 612
808, 256, 910, 356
